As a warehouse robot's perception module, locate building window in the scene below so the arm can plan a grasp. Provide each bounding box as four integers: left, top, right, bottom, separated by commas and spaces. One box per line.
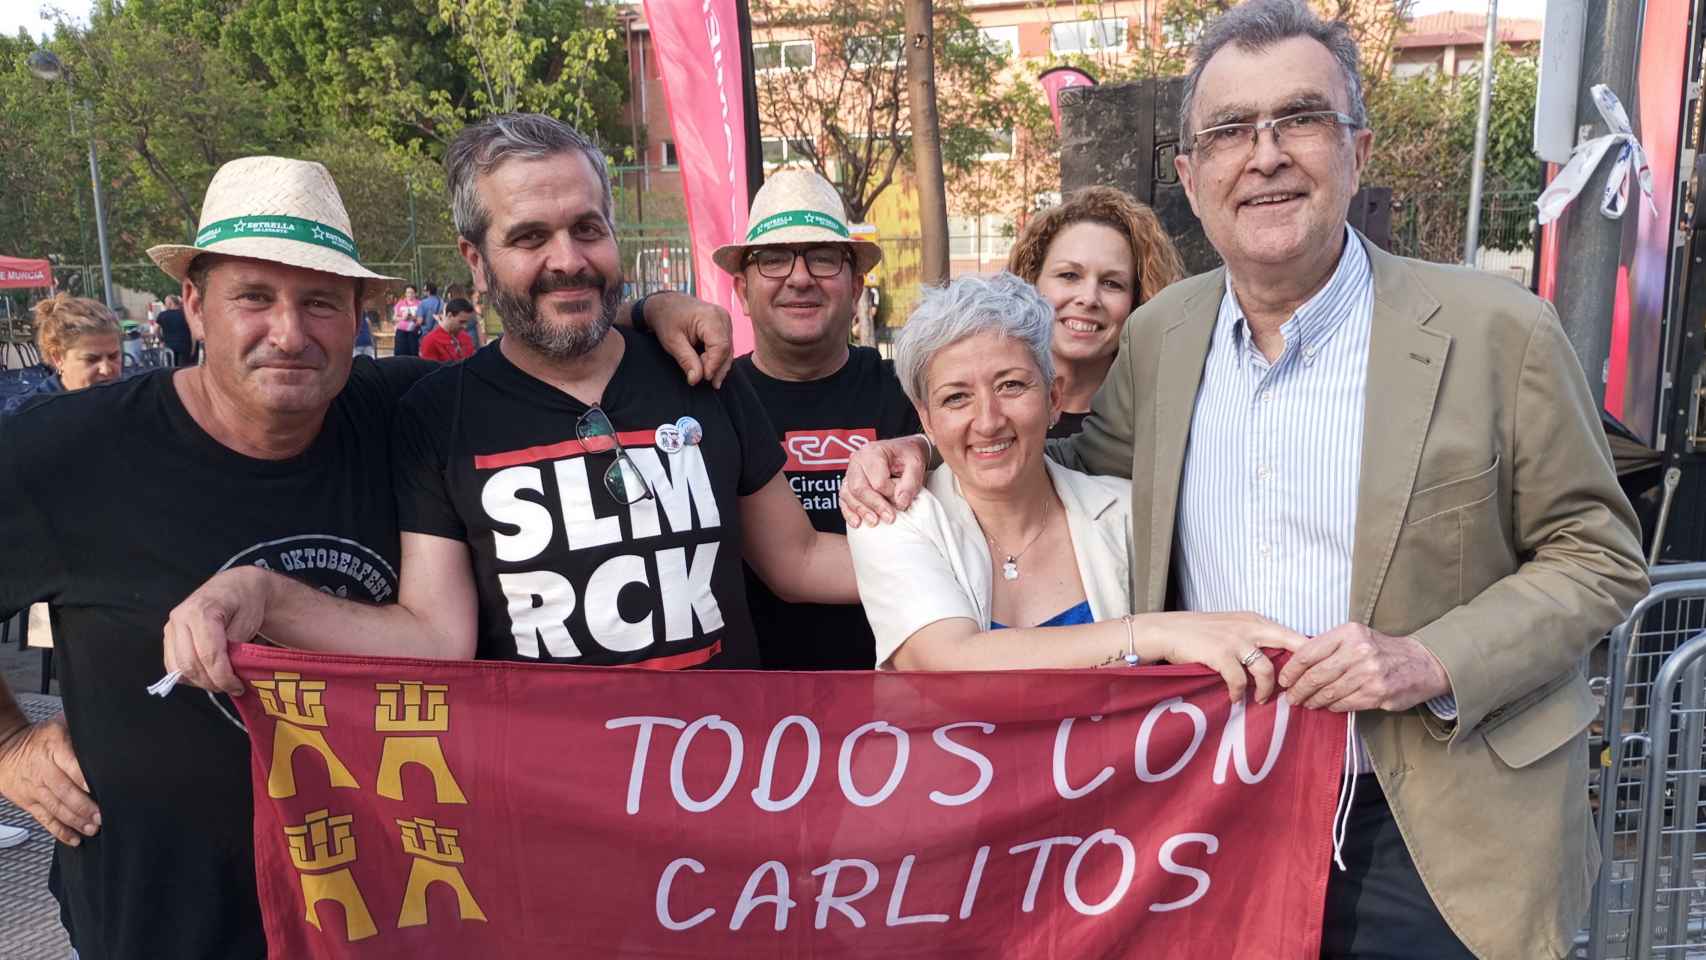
949, 214, 1015, 260
1049, 17, 1127, 54
976, 129, 1014, 162
976, 25, 1020, 59
661, 141, 679, 169
761, 137, 814, 169
753, 39, 815, 72
846, 34, 904, 68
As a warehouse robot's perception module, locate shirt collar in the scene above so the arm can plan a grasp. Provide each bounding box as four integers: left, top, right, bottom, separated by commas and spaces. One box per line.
1218, 226, 1371, 357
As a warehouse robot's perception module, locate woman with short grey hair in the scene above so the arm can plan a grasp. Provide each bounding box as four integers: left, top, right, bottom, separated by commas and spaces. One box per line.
849, 272, 1302, 695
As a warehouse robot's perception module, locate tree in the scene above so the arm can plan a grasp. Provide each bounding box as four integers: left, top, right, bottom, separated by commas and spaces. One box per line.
748, 0, 1020, 222
222, 0, 628, 157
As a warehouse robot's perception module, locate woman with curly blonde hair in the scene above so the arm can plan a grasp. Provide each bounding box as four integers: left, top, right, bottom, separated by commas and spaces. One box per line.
3, 294, 123, 415
1007, 186, 1184, 437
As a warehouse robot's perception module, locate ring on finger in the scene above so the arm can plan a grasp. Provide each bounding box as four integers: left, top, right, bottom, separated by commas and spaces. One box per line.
1239, 648, 1263, 668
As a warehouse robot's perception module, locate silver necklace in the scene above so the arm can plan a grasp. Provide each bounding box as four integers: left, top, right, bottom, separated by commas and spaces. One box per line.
983, 501, 1054, 581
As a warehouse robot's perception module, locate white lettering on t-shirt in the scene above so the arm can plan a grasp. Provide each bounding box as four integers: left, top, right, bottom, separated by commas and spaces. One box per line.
655, 544, 723, 639
555, 457, 623, 550
585, 553, 653, 651
484, 466, 552, 562
499, 570, 581, 658
628, 446, 720, 538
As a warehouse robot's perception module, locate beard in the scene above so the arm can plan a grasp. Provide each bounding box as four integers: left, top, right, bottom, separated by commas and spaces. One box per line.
485, 259, 623, 360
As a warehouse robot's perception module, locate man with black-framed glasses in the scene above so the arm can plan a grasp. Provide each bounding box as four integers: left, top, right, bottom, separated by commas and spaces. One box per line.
716, 170, 919, 671
165, 114, 862, 689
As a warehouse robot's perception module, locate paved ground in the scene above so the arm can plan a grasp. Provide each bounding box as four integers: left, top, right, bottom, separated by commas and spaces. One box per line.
0, 635, 70, 958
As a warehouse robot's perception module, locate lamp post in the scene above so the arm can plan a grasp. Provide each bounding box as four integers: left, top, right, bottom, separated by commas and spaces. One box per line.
27, 50, 114, 308
1462, 0, 1500, 267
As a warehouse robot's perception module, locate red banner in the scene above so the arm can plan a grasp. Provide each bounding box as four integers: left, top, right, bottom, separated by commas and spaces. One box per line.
0, 255, 52, 289
1038, 66, 1097, 136
641, 0, 755, 355
231, 645, 1345, 959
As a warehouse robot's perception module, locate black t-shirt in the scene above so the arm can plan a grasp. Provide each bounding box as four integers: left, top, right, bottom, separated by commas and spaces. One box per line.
1049, 410, 1091, 439
0, 357, 431, 959
396, 332, 784, 668
734, 348, 920, 669
153, 308, 193, 366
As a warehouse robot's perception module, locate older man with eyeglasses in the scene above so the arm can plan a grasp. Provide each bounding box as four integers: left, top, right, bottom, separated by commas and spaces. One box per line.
839, 2, 1646, 957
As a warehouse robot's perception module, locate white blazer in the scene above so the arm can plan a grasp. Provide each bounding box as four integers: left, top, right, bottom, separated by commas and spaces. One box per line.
848, 458, 1133, 667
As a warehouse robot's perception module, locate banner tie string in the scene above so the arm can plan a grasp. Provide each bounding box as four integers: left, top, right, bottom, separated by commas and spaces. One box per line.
1330, 712, 1358, 871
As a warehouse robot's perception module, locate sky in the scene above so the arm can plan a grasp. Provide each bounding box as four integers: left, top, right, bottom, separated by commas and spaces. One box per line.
0, 1, 70, 40
0, 0, 1549, 42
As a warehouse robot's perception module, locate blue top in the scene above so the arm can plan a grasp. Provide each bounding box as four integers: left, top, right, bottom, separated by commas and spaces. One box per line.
417, 294, 443, 334
990, 599, 1094, 631
1, 371, 62, 417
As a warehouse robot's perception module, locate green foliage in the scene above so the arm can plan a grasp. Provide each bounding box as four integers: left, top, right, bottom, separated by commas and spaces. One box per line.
1, 0, 633, 289
750, 0, 1027, 222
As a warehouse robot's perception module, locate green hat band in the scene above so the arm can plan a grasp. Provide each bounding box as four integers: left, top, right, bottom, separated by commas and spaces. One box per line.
194, 215, 359, 260
746, 209, 850, 241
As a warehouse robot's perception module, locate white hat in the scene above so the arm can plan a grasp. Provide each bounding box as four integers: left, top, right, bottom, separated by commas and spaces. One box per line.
148, 156, 399, 285
712, 169, 883, 276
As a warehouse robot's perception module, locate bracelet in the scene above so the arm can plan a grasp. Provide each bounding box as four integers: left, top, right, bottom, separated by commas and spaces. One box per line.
1095, 615, 1143, 668
630, 292, 659, 332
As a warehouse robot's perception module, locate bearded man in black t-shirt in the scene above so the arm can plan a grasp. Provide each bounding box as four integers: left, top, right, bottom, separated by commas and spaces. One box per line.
714, 170, 919, 670
0, 154, 735, 960
164, 115, 859, 693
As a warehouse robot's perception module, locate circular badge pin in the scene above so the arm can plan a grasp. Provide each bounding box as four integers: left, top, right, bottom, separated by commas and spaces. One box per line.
654, 423, 684, 454
675, 416, 703, 446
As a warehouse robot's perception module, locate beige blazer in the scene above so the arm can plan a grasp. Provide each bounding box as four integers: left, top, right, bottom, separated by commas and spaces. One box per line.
849, 458, 1132, 667
1052, 235, 1648, 960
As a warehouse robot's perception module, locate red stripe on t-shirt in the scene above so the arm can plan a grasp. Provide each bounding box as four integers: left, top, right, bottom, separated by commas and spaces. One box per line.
473, 430, 657, 470
630, 639, 722, 671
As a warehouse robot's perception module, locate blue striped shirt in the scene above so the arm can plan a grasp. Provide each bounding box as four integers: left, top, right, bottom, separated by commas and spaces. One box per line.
1176, 228, 1373, 634
1175, 229, 1456, 736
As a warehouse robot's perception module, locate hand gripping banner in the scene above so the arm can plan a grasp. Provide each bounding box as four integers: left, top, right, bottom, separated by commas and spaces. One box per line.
230, 645, 1347, 959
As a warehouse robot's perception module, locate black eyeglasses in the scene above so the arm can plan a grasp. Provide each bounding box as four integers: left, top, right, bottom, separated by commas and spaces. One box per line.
745, 245, 849, 280
576, 405, 654, 504
1185, 110, 1359, 161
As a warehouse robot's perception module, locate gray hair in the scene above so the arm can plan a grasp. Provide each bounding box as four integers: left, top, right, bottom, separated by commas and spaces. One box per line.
894, 273, 1055, 408
445, 113, 614, 249
1179, 0, 1366, 142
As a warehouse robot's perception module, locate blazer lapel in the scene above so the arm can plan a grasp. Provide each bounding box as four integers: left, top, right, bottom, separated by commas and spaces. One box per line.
1146, 271, 1223, 610
1349, 242, 1450, 622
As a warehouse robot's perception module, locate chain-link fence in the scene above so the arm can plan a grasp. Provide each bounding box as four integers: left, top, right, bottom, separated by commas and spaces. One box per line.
1389, 189, 1539, 283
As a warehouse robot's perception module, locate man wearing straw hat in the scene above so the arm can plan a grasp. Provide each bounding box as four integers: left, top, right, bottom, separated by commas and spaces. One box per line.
717, 169, 918, 670
0, 153, 733, 959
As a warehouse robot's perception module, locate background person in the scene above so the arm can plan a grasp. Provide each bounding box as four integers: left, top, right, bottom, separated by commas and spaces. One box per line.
419, 297, 476, 362
392, 283, 422, 356
849, 272, 1300, 697
417, 282, 443, 335
154, 293, 194, 366
1006, 186, 1184, 438
3, 294, 123, 415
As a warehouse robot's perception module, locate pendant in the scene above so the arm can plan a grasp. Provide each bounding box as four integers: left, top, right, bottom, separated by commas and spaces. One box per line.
1002, 558, 1019, 581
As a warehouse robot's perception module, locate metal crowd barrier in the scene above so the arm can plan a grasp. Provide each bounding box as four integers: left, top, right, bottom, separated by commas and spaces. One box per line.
1588, 567, 1706, 959
1628, 627, 1706, 957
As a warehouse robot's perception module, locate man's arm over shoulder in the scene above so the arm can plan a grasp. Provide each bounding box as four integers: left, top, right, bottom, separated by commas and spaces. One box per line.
1414, 298, 1648, 742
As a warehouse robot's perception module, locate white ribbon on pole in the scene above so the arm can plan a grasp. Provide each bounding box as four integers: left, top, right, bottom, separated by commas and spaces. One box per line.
1535, 84, 1657, 225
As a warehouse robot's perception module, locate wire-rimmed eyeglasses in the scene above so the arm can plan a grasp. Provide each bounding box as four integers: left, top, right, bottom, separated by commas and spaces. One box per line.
1185, 110, 1359, 162
576, 405, 654, 504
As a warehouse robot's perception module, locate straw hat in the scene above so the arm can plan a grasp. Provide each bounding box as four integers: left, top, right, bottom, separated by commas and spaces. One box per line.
148, 156, 399, 285
712, 169, 882, 277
